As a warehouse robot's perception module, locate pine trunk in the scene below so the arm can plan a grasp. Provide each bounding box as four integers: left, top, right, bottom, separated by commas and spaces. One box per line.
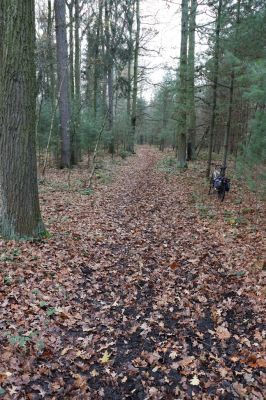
54, 0, 71, 168
222, 0, 240, 169
223, 71, 234, 170
177, 0, 188, 168
93, 0, 103, 118
186, 0, 197, 161
130, 0, 140, 153
67, 1, 75, 99
104, 0, 114, 154
48, 0, 56, 108
74, 0, 81, 161
206, 0, 223, 178
0, 0, 45, 239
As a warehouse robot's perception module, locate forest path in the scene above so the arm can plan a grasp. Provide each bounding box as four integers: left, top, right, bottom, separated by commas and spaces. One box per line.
0, 146, 265, 399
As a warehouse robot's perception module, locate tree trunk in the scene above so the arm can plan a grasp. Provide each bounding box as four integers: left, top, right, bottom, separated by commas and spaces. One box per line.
68, 0, 77, 165
74, 0, 81, 161
67, 1, 75, 99
129, 0, 140, 153
222, 70, 234, 170
0, 0, 45, 239
126, 0, 134, 149
222, 0, 240, 170
206, 0, 223, 178
104, 0, 114, 154
177, 0, 188, 168
54, 0, 71, 168
186, 0, 197, 161
48, 0, 56, 108
93, 0, 103, 118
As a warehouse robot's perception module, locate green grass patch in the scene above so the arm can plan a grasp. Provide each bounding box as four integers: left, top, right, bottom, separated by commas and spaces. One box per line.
157, 156, 179, 174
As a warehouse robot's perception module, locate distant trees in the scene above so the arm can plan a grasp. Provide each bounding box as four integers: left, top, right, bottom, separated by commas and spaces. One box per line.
35, 0, 143, 165
146, 0, 265, 190
0, 1, 45, 239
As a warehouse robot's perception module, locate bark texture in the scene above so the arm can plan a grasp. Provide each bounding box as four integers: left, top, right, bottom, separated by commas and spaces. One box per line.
177, 0, 189, 168
0, 0, 45, 239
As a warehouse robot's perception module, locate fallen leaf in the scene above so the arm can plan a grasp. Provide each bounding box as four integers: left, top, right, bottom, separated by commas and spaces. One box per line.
216, 326, 231, 340
0, 372, 12, 384
90, 369, 99, 377
169, 351, 178, 360
179, 356, 195, 367
230, 355, 240, 362
256, 358, 266, 368
61, 347, 71, 356
170, 261, 180, 270
219, 367, 228, 378
232, 382, 247, 397
100, 351, 111, 364
189, 375, 200, 386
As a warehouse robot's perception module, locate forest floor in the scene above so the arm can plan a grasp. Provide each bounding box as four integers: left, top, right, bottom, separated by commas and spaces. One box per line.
0, 146, 265, 400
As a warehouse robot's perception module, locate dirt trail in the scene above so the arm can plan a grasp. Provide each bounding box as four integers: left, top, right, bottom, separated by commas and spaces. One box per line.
0, 147, 265, 399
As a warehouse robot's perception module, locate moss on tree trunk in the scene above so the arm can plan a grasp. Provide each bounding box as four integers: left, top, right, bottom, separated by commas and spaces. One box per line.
0, 1, 46, 240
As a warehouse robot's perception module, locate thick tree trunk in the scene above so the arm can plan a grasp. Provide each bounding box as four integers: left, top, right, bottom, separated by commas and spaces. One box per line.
206, 0, 223, 178
177, 0, 189, 168
186, 0, 197, 161
54, 0, 71, 168
0, 0, 45, 239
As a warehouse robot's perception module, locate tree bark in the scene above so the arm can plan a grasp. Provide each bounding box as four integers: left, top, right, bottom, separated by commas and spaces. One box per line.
104, 0, 114, 154
0, 0, 45, 239
67, 0, 75, 99
54, 0, 71, 168
74, 0, 81, 155
177, 0, 189, 168
126, 0, 134, 149
186, 0, 197, 161
129, 0, 140, 153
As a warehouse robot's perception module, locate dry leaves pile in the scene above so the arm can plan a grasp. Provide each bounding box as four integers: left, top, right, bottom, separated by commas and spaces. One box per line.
0, 147, 265, 399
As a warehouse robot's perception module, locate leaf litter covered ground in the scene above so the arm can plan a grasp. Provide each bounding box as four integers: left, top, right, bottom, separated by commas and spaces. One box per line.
0, 146, 265, 399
